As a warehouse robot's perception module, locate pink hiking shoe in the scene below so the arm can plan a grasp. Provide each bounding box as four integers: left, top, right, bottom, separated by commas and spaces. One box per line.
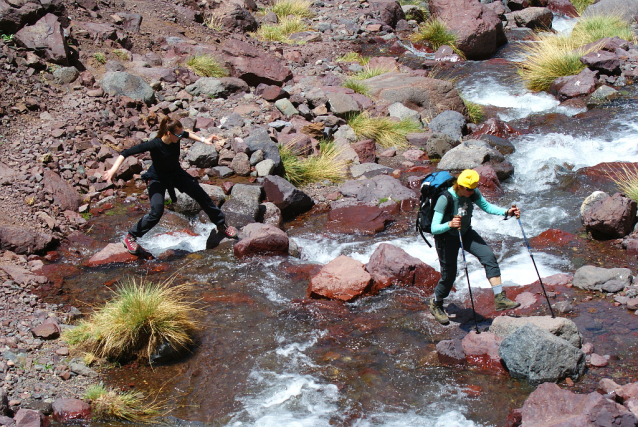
122, 233, 140, 254
221, 225, 238, 239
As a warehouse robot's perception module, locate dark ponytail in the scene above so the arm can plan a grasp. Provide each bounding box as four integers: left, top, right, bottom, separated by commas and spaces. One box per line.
157, 116, 183, 138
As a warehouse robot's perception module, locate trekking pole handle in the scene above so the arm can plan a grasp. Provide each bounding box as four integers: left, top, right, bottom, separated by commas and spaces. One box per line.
504, 204, 520, 221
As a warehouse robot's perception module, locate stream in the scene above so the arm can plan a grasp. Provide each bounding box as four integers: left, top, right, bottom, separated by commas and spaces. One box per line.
46, 14, 638, 427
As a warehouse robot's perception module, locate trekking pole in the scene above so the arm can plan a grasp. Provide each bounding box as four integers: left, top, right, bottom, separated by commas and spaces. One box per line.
510, 205, 556, 318
456, 215, 480, 334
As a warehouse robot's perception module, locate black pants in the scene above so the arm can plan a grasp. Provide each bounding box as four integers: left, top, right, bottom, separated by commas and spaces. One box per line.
434, 228, 501, 301
129, 171, 226, 238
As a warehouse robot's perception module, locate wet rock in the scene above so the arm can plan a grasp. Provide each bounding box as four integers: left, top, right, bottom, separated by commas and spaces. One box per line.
14, 14, 70, 65
547, 0, 578, 17
550, 68, 598, 101
83, 243, 138, 267
581, 50, 621, 75
436, 339, 466, 366
308, 255, 372, 301
512, 7, 553, 30
221, 39, 292, 86
428, 110, 466, 141
589, 353, 609, 367
529, 229, 576, 247
472, 118, 522, 139
326, 205, 393, 235
573, 265, 633, 292
14, 409, 49, 427
425, 132, 459, 159
262, 175, 313, 219
351, 139, 376, 163
521, 383, 638, 426
363, 73, 466, 119
438, 139, 504, 171
186, 142, 218, 168
350, 163, 394, 178
461, 331, 504, 374
259, 201, 283, 228
581, 190, 610, 220
185, 77, 249, 98
474, 164, 503, 197
0, 225, 55, 255
490, 315, 582, 348
365, 243, 440, 293
584, 192, 637, 238
429, 0, 506, 60
499, 323, 586, 384
244, 128, 282, 171
369, 0, 405, 28
51, 399, 91, 423
101, 72, 155, 104
234, 223, 289, 258
339, 175, 417, 203
478, 134, 515, 155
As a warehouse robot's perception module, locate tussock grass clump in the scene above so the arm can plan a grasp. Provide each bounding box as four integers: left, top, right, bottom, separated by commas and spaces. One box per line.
186, 55, 228, 78
271, 0, 313, 18
335, 52, 370, 66
353, 65, 396, 80
410, 18, 457, 51
342, 79, 370, 95
571, 0, 595, 15
63, 278, 200, 362
608, 164, 638, 203
206, 12, 224, 31
347, 112, 421, 149
84, 384, 161, 422
461, 97, 484, 124
255, 17, 309, 43
571, 14, 635, 45
93, 52, 106, 64
279, 140, 347, 186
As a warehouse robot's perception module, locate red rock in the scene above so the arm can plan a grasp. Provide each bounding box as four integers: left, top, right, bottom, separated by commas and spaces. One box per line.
471, 118, 522, 139
461, 331, 505, 374
474, 164, 503, 197
547, 0, 578, 17
400, 199, 415, 211
405, 165, 434, 175
620, 382, 638, 401
365, 243, 440, 293
464, 384, 482, 397
436, 339, 466, 366
530, 229, 576, 247
351, 139, 376, 163
550, 68, 598, 101
52, 398, 91, 423
308, 255, 372, 301
30, 322, 60, 340
0, 265, 47, 286
0, 224, 56, 255
589, 353, 609, 367
221, 39, 292, 86
326, 205, 393, 235
584, 192, 637, 238
504, 408, 523, 427
83, 243, 139, 267
15, 14, 70, 65
233, 223, 289, 258
14, 408, 50, 427
222, 181, 235, 194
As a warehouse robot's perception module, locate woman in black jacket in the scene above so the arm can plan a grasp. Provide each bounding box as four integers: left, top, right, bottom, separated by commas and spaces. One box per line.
104, 117, 237, 254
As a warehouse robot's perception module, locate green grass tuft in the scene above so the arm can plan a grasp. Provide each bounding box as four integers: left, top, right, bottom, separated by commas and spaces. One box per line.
461, 96, 484, 124
335, 52, 370, 66
571, 0, 595, 15
254, 16, 309, 43
271, 0, 313, 18
93, 52, 106, 65
353, 65, 396, 80
410, 17, 457, 51
186, 55, 229, 78
342, 79, 370, 95
84, 383, 161, 422
571, 14, 635, 45
347, 112, 421, 149
62, 277, 200, 363
279, 140, 347, 186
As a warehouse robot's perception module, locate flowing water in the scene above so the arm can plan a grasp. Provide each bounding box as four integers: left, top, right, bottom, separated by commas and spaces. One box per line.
48, 15, 638, 427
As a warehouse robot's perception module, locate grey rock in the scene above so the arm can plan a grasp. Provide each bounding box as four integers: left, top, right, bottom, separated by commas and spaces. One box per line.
171, 184, 226, 215
250, 150, 264, 165
101, 72, 155, 104
428, 110, 466, 141
262, 175, 314, 218
490, 315, 583, 348
230, 152, 251, 176
590, 84, 619, 101
438, 139, 504, 171
426, 132, 459, 159
185, 77, 249, 98
230, 184, 263, 207
222, 184, 263, 227
105, 60, 126, 72
339, 174, 417, 203
602, 279, 625, 293
244, 128, 282, 171
211, 166, 235, 178
221, 112, 245, 129
260, 201, 283, 228
53, 66, 79, 84
512, 7, 553, 29
582, 0, 638, 23
388, 102, 421, 123
350, 163, 394, 178
69, 362, 98, 377
478, 134, 515, 155
327, 92, 361, 117
256, 159, 275, 176
499, 323, 586, 384
185, 142, 218, 168
275, 99, 299, 117
573, 265, 633, 292
333, 125, 358, 142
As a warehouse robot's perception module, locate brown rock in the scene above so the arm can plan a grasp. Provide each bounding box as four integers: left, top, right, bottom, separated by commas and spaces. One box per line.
326, 205, 393, 235
83, 243, 139, 267
580, 50, 620, 75
233, 223, 289, 258
222, 39, 292, 86
14, 14, 70, 65
472, 118, 522, 139
30, 322, 60, 340
368, 0, 405, 27
584, 192, 637, 239
308, 255, 372, 301
436, 339, 466, 366
365, 243, 440, 293
255, 83, 286, 101
474, 164, 503, 197
351, 139, 376, 163
461, 331, 505, 374
14, 408, 50, 427
550, 68, 598, 101
43, 169, 81, 211
51, 398, 91, 423
0, 264, 47, 285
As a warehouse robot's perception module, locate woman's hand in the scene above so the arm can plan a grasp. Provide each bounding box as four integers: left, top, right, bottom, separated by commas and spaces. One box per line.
449, 216, 462, 229
508, 205, 521, 218
104, 168, 116, 183
203, 134, 219, 145
103, 155, 125, 183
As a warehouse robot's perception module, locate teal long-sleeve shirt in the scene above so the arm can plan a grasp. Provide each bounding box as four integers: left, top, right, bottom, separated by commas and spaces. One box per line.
431, 187, 507, 236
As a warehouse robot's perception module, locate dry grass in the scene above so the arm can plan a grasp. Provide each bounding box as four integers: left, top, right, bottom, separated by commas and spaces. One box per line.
185, 55, 228, 78
63, 277, 200, 363
347, 112, 421, 149
279, 140, 347, 186
410, 18, 457, 51
254, 16, 309, 43
353, 64, 396, 80
206, 12, 224, 31
84, 384, 161, 422
342, 78, 370, 95
571, 14, 636, 45
607, 164, 638, 203
335, 52, 370, 66
571, 0, 595, 15
271, 0, 313, 18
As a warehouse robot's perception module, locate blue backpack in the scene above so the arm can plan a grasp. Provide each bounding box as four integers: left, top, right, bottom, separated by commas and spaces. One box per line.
416, 171, 455, 247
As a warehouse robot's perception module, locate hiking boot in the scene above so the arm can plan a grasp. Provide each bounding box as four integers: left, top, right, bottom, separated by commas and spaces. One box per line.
122, 233, 140, 255
429, 298, 449, 325
220, 225, 238, 239
494, 291, 521, 311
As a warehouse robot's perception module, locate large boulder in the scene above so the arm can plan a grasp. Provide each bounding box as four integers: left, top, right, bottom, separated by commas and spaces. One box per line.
221, 39, 292, 86
101, 72, 156, 104
326, 205, 393, 234
425, 132, 459, 159
573, 265, 633, 292
521, 382, 638, 426
583, 192, 637, 238
580, 50, 621, 75
428, 110, 466, 141
429, 0, 506, 60
580, 190, 609, 220
171, 184, 226, 216
490, 315, 583, 348
365, 243, 440, 293
582, 0, 638, 23
339, 175, 418, 204
185, 77, 249, 98
308, 255, 372, 301
84, 243, 139, 267
262, 175, 314, 219
369, 0, 405, 27
362, 73, 466, 120
217, 4, 258, 32
549, 68, 598, 101
0, 224, 55, 255
0, 0, 47, 34
14, 408, 50, 427
233, 223, 289, 258
437, 139, 504, 171
512, 7, 553, 30
499, 323, 586, 384
186, 142, 218, 168
221, 184, 262, 228
14, 13, 70, 65
43, 169, 81, 211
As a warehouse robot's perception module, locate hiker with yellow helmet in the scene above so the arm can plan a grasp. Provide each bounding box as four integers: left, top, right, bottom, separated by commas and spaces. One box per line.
429, 169, 521, 325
